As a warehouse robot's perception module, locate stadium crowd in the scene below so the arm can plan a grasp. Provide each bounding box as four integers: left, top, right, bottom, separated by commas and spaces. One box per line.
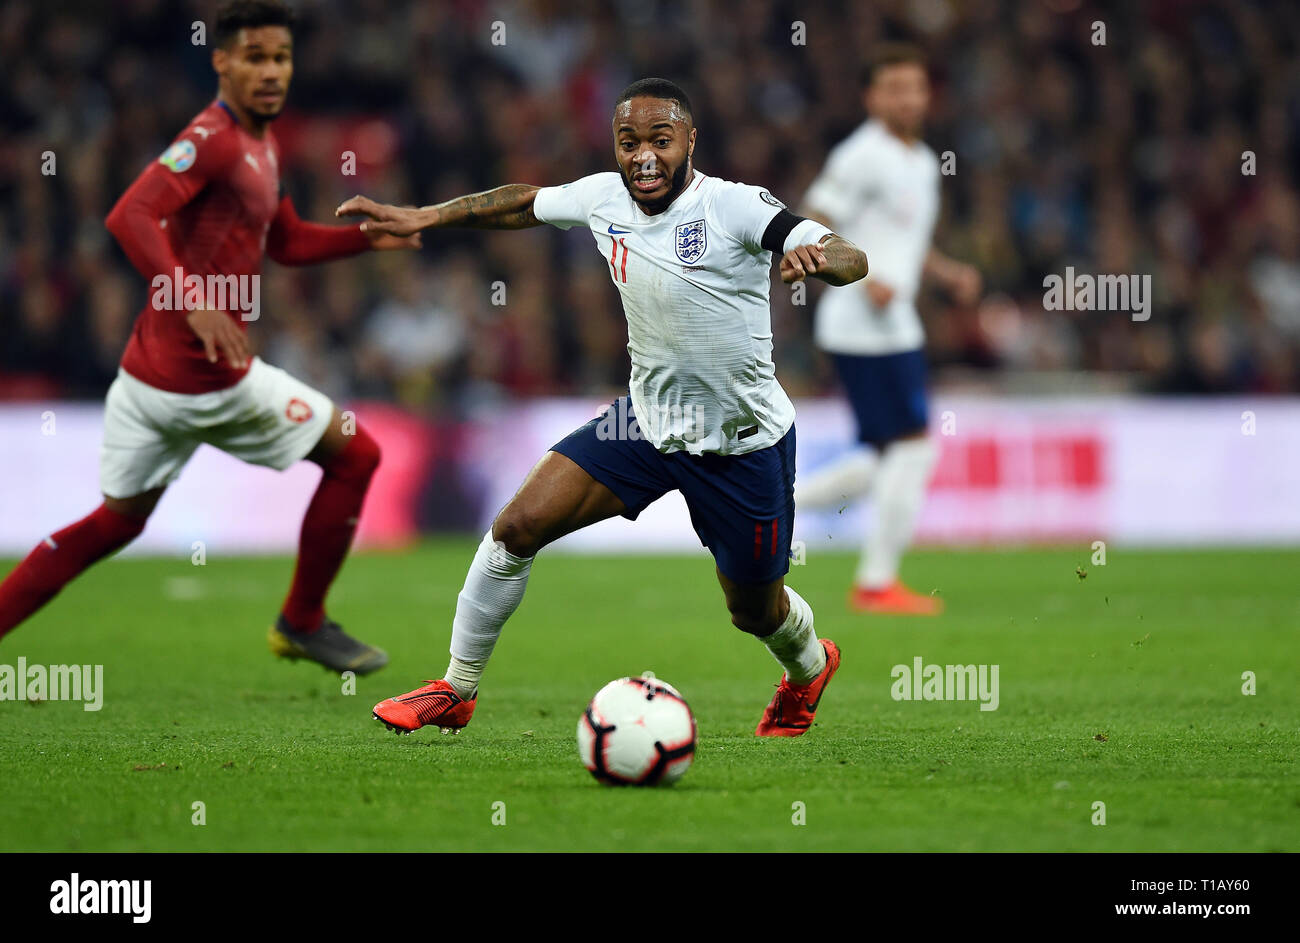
2, 0, 1298, 409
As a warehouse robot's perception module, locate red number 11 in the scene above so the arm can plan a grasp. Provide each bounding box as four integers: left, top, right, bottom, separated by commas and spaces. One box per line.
608, 236, 629, 283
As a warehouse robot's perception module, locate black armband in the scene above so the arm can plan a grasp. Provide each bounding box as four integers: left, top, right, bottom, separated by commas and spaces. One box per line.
760, 209, 806, 254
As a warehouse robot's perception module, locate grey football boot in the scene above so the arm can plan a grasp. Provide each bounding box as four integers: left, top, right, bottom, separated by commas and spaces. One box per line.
269, 615, 388, 675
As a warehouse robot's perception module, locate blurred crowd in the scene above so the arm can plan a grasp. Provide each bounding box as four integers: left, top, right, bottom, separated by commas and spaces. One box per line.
2, 0, 1299, 409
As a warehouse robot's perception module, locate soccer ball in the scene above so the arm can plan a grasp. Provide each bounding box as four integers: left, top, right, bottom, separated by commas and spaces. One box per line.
577, 675, 696, 786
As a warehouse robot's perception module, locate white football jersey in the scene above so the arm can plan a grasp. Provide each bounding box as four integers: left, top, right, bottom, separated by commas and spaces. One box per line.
534, 170, 828, 455
803, 120, 940, 355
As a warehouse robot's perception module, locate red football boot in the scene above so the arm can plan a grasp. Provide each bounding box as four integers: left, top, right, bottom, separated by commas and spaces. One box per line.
849, 581, 944, 615
373, 679, 476, 736
755, 639, 841, 737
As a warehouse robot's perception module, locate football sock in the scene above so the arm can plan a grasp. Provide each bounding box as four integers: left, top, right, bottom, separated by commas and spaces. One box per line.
444, 529, 534, 699
759, 586, 826, 685
795, 446, 877, 510
281, 426, 381, 633
859, 437, 937, 589
0, 504, 146, 639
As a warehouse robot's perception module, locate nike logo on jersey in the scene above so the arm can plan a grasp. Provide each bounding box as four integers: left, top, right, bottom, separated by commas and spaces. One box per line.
244, 152, 260, 173
192, 126, 213, 139
607, 224, 630, 235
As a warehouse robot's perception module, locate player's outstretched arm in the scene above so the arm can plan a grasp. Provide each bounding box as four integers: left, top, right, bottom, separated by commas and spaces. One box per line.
336, 185, 543, 235
268, 195, 419, 265
780, 234, 868, 287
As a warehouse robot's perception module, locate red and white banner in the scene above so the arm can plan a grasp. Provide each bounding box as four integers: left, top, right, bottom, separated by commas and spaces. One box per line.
465, 397, 1300, 551
1, 397, 1296, 554
0, 402, 432, 555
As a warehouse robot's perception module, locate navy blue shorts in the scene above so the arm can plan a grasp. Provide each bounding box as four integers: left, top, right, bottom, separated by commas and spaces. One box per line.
551, 397, 796, 585
832, 349, 930, 446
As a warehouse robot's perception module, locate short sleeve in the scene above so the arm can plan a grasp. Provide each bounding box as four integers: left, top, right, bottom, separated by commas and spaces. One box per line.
802, 139, 866, 221
711, 182, 787, 253
532, 173, 609, 230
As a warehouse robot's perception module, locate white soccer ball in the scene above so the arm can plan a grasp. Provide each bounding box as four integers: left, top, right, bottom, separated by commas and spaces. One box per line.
577, 675, 696, 786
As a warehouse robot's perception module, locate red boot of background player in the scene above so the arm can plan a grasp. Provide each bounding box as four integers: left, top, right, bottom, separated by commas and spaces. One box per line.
849, 581, 944, 615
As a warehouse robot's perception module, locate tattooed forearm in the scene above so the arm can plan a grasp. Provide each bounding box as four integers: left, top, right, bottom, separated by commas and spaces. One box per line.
813, 234, 869, 286
431, 185, 541, 230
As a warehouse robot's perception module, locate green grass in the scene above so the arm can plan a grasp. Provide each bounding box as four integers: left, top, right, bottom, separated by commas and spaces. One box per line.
1, 541, 1296, 851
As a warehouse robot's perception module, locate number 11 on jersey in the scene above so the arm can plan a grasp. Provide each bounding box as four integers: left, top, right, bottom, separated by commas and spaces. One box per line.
608, 235, 629, 283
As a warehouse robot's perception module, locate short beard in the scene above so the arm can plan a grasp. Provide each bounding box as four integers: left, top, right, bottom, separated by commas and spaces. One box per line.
250, 106, 283, 125
624, 159, 690, 214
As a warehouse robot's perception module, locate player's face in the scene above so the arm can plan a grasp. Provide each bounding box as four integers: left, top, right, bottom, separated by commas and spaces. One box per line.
216, 26, 293, 121
866, 62, 930, 138
613, 97, 696, 214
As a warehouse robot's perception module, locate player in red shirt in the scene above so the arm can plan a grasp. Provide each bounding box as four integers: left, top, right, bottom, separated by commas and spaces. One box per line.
0, 0, 416, 673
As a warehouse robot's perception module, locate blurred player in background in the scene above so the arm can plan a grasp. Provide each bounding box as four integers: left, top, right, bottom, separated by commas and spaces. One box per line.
0, 0, 418, 671
339, 78, 868, 738
797, 44, 981, 616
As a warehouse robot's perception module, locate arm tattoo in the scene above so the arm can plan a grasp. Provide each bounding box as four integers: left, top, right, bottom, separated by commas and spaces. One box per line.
436, 184, 540, 230
812, 234, 869, 286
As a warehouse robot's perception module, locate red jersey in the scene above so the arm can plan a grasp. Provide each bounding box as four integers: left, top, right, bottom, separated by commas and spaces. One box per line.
106, 100, 370, 393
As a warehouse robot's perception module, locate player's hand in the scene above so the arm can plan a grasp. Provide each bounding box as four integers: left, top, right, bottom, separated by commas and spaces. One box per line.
866, 278, 895, 308
949, 263, 982, 306
365, 230, 423, 251
780, 244, 827, 283
186, 308, 250, 370
335, 195, 429, 237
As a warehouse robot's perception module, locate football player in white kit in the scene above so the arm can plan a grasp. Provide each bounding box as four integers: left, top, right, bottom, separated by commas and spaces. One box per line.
798, 44, 981, 615
339, 78, 869, 739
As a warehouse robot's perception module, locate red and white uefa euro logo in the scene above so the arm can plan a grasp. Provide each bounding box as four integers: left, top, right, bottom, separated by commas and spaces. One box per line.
285, 398, 313, 424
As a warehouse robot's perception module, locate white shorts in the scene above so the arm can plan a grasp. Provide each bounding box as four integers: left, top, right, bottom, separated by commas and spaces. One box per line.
99, 357, 334, 499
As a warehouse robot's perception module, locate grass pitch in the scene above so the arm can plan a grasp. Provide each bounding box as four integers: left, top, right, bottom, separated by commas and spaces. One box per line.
0, 541, 1296, 852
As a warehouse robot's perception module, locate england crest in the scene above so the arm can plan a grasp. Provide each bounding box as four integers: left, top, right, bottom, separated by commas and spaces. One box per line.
675, 219, 707, 264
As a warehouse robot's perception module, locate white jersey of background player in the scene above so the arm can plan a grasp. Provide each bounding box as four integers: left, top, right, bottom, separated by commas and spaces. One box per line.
798, 45, 981, 615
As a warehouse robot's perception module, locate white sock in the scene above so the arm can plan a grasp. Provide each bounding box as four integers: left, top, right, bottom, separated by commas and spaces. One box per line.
760, 586, 826, 685
796, 446, 878, 510
859, 437, 937, 589
444, 529, 533, 698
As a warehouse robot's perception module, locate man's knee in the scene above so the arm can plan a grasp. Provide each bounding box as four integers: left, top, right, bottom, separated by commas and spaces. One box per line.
325, 425, 381, 482
102, 488, 164, 522
492, 506, 548, 558
726, 584, 789, 637
86, 501, 150, 551
729, 607, 771, 636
